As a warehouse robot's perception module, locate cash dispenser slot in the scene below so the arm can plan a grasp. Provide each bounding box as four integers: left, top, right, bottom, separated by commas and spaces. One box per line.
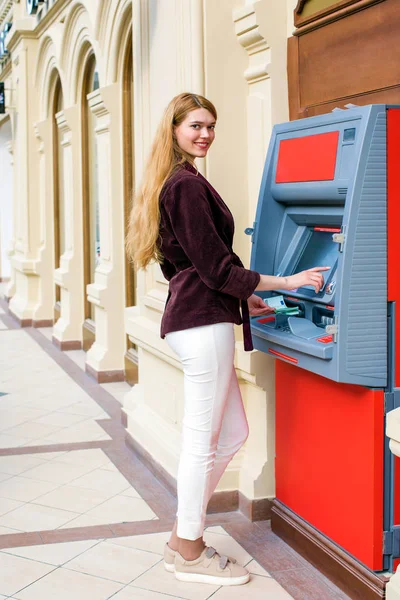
252, 313, 333, 360
285, 298, 306, 316
312, 305, 335, 329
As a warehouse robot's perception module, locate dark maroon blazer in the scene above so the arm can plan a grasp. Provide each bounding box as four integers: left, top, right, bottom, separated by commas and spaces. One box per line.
159, 162, 261, 350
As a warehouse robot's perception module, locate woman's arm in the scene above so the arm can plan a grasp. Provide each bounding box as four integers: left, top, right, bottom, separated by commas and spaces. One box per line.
163, 176, 329, 298
255, 267, 329, 294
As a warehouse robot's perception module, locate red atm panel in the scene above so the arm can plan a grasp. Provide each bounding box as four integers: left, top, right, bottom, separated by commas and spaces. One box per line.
275, 131, 339, 183
276, 360, 384, 571
388, 108, 400, 571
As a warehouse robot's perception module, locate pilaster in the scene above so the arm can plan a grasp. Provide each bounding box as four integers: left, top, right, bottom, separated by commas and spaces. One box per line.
84, 83, 126, 378
31, 118, 55, 324
231, 0, 289, 500
2, 137, 15, 297
52, 105, 85, 345
8, 33, 45, 323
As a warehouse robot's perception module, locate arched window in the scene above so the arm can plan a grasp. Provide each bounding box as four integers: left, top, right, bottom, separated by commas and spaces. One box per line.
53, 78, 64, 321
122, 33, 137, 383
82, 54, 99, 349
123, 35, 135, 308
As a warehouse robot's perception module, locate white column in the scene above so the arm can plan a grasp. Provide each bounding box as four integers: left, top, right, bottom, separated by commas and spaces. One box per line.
4, 138, 16, 299
8, 36, 43, 323
85, 83, 126, 378
32, 118, 56, 324
53, 106, 85, 346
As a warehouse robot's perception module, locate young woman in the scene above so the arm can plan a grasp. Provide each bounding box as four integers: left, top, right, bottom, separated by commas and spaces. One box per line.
127, 93, 328, 587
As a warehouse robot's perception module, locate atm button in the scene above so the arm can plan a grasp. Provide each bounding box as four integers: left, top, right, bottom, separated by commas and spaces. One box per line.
316, 335, 333, 343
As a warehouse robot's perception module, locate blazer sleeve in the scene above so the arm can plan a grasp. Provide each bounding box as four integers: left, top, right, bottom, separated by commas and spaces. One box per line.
163, 176, 260, 299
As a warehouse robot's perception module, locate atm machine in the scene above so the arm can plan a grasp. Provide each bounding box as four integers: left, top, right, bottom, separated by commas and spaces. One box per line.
249, 104, 400, 578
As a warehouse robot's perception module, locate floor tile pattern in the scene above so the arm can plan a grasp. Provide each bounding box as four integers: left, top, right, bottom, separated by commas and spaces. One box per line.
0, 296, 351, 599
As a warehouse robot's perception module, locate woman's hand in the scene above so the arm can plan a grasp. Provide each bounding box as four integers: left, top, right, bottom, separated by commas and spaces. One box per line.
247, 294, 275, 317
283, 266, 330, 293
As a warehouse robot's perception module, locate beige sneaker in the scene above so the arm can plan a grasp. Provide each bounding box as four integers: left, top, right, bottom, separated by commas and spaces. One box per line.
175, 546, 250, 586
164, 543, 176, 573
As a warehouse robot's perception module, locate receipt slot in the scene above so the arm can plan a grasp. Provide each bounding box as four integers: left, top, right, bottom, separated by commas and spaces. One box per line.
249, 105, 400, 576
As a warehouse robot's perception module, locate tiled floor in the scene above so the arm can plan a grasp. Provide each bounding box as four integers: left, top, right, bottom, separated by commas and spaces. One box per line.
0, 296, 352, 600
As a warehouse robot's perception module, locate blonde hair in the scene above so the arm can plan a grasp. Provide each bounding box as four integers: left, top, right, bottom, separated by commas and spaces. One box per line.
126, 92, 217, 270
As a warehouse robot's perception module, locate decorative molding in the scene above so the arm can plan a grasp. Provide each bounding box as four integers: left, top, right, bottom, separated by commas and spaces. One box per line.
295, 0, 307, 12
294, 0, 385, 35
272, 500, 389, 600
232, 3, 270, 83
5, 17, 37, 54
33, 123, 44, 154
0, 0, 13, 30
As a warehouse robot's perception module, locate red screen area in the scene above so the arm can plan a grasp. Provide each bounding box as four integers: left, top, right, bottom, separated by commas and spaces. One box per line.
275, 131, 339, 183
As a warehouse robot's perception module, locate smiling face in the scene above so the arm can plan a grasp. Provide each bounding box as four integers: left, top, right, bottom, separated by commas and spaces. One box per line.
174, 107, 216, 160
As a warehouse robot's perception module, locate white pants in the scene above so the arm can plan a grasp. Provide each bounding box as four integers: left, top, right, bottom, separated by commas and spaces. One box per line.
166, 322, 249, 540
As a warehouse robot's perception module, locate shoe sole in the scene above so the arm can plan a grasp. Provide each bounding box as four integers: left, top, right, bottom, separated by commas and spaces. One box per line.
164, 561, 175, 573
175, 571, 250, 586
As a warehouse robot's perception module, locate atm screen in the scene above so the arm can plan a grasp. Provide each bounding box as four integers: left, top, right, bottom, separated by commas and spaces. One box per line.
293, 229, 338, 290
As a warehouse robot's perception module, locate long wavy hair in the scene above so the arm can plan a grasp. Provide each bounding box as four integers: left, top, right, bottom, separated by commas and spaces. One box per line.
126, 92, 217, 270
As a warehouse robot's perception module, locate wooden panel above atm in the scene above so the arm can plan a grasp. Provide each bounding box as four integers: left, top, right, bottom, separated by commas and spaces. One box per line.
288, 0, 400, 120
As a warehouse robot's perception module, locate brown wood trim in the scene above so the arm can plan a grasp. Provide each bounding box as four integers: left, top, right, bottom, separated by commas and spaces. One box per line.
85, 363, 125, 383
294, 0, 385, 35
239, 492, 272, 521
287, 36, 301, 121
271, 500, 389, 600
8, 307, 32, 327
295, 0, 307, 13
52, 335, 82, 351
295, 0, 369, 26
32, 319, 54, 328
300, 85, 400, 118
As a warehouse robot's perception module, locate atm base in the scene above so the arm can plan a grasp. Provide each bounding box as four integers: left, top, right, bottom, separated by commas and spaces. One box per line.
271, 500, 389, 600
